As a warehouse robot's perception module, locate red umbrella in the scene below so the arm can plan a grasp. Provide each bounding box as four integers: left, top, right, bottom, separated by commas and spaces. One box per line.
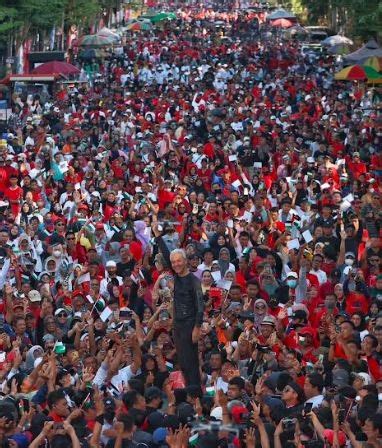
32, 61, 80, 76
271, 18, 293, 28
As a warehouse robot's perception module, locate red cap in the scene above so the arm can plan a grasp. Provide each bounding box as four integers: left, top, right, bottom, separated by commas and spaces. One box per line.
72, 289, 85, 299
230, 406, 249, 424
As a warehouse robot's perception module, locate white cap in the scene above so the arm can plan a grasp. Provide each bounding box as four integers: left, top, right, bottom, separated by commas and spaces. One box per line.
106, 260, 117, 268
354, 372, 371, 385
54, 308, 67, 316
210, 406, 223, 421
28, 290, 41, 302
287, 271, 298, 279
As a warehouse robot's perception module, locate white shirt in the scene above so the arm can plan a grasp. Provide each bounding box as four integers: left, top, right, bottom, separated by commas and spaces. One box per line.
198, 262, 213, 271
206, 375, 228, 393
305, 394, 324, 409
93, 362, 140, 389
309, 269, 327, 285
100, 275, 123, 297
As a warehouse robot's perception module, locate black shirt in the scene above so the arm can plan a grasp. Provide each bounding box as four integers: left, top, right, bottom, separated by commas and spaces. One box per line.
316, 235, 340, 254
117, 260, 135, 277
106, 439, 136, 448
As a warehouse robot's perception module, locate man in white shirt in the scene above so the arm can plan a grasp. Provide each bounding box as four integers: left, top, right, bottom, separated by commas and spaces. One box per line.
303, 373, 324, 409
93, 336, 141, 390
309, 253, 327, 285
100, 260, 123, 298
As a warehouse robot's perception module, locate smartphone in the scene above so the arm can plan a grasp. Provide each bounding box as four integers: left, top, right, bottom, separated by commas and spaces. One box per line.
303, 402, 313, 414
120, 310, 132, 319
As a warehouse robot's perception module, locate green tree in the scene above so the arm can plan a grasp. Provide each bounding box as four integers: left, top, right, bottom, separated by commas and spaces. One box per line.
0, 6, 22, 38
284, 0, 381, 41
64, 0, 101, 28
0, 0, 108, 54
346, 0, 382, 41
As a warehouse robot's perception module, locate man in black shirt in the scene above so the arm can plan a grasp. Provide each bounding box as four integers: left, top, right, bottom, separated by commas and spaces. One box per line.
170, 248, 204, 386
117, 246, 135, 277
316, 221, 340, 255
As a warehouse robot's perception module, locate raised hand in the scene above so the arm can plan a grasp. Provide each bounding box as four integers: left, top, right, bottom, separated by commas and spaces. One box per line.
250, 401, 261, 423
245, 427, 256, 448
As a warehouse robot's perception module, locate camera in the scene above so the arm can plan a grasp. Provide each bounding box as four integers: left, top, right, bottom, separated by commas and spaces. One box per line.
301, 441, 324, 448
256, 343, 271, 353
282, 418, 296, 432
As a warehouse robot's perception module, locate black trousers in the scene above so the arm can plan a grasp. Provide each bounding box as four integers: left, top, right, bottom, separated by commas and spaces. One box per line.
173, 320, 201, 386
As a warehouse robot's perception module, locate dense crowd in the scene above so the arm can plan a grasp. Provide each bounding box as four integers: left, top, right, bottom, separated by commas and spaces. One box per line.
0, 6, 382, 448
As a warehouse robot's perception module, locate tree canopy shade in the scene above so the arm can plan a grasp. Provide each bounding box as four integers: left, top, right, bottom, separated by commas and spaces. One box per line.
0, 0, 117, 47
286, 0, 382, 41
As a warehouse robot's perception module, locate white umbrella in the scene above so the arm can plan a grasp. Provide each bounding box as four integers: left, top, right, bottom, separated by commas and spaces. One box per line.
267, 8, 296, 20
321, 35, 353, 47
97, 27, 120, 42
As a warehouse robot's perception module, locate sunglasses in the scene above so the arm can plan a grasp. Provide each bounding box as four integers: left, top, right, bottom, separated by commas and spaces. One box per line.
56, 223, 65, 226
67, 237, 75, 240
57, 313, 68, 318
255, 305, 266, 309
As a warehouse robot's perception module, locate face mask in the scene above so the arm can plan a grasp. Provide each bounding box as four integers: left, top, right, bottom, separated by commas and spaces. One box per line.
53, 250, 62, 258
287, 279, 297, 289
345, 258, 354, 266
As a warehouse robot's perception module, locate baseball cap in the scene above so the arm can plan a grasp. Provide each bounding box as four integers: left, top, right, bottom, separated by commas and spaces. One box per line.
286, 271, 298, 279
153, 427, 168, 444
352, 372, 371, 385
106, 260, 117, 268
286, 381, 305, 403
292, 309, 308, 320
298, 327, 315, 337
239, 310, 254, 320
344, 252, 355, 258
42, 334, 55, 343
210, 406, 223, 421
144, 386, 163, 402
177, 402, 195, 424
147, 410, 165, 430
28, 290, 41, 302
261, 315, 276, 326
